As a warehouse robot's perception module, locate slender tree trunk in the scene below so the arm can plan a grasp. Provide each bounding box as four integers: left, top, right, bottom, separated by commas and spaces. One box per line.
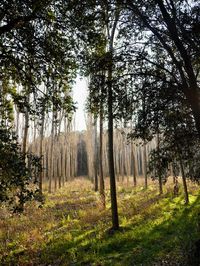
48, 114, 55, 193
54, 109, 59, 191
32, 118, 36, 142
58, 154, 62, 189
157, 133, 163, 195
126, 142, 131, 185
108, 86, 119, 229
39, 111, 45, 194
121, 149, 125, 183
107, 52, 119, 230
99, 104, 105, 208
54, 154, 57, 191
104, 4, 120, 230
94, 117, 98, 191
61, 146, 65, 186
143, 143, 148, 189
15, 105, 20, 137
131, 143, 137, 187
22, 105, 29, 154
179, 156, 189, 204
64, 119, 69, 182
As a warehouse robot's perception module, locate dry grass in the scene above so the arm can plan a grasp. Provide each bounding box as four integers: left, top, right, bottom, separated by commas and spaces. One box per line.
0, 176, 200, 265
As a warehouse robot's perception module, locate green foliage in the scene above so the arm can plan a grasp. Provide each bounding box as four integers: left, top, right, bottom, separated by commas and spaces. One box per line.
148, 148, 169, 183
0, 0, 78, 128
0, 126, 43, 212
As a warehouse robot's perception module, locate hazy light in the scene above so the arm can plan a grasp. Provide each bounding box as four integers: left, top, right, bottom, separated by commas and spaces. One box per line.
73, 77, 88, 131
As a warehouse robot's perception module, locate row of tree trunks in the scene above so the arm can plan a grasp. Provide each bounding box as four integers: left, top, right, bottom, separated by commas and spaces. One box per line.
28, 117, 189, 205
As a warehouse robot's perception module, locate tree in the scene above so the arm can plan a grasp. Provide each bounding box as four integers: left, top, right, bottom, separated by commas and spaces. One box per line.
0, 82, 42, 211
0, 0, 77, 203
122, 0, 200, 137
82, 0, 122, 230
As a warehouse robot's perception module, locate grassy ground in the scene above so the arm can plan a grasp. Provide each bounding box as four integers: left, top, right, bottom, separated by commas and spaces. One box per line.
1, 177, 200, 266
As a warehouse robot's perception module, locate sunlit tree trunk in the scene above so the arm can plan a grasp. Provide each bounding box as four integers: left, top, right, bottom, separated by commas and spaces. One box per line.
86, 115, 94, 180
120, 145, 125, 183
48, 113, 55, 193
157, 133, 163, 195
178, 155, 189, 204
39, 111, 45, 194
22, 95, 29, 155
131, 142, 137, 187
15, 105, 20, 138
143, 142, 148, 189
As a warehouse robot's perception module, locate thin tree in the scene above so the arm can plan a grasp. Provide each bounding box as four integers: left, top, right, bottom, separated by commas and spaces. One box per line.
99, 87, 106, 208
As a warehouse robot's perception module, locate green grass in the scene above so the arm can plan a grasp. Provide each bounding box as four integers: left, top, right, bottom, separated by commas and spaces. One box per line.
1, 178, 200, 265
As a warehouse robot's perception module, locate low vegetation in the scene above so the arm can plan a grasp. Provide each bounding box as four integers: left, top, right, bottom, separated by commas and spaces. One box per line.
1, 177, 200, 266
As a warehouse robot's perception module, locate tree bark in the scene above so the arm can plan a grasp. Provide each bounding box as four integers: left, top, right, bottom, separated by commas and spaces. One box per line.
131, 143, 137, 187
108, 76, 119, 230
179, 156, 189, 204
186, 89, 200, 139
98, 3, 121, 230
48, 113, 55, 193
94, 117, 98, 191
99, 99, 105, 208
22, 102, 29, 154
157, 133, 163, 195
143, 143, 148, 189
39, 111, 45, 194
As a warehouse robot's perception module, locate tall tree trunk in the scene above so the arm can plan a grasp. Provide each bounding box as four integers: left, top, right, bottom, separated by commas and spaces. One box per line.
157, 133, 163, 195
105, 4, 120, 230
94, 117, 98, 191
32, 118, 36, 142
48, 113, 55, 193
186, 89, 200, 139
121, 146, 125, 183
131, 143, 137, 187
15, 105, 20, 137
54, 110, 59, 191
143, 143, 148, 189
108, 77, 119, 229
99, 103, 105, 208
179, 156, 189, 204
22, 104, 29, 154
39, 111, 45, 194
64, 118, 69, 182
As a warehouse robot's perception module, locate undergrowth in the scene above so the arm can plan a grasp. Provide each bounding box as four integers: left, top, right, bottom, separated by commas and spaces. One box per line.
0, 177, 200, 266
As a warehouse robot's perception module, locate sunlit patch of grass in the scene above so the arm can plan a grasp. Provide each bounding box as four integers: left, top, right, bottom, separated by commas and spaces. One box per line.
1, 177, 200, 265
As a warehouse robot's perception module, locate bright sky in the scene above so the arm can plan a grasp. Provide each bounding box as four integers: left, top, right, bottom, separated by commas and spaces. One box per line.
73, 77, 88, 131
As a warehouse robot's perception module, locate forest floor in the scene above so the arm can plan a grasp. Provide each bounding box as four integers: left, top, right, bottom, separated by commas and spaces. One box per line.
1, 177, 200, 266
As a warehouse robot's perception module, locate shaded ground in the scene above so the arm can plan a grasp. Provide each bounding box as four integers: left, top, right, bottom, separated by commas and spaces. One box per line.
0, 177, 200, 265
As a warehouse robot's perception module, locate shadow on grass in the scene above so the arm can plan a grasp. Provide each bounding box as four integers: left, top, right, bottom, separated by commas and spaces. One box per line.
37, 193, 200, 265
2, 192, 200, 266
